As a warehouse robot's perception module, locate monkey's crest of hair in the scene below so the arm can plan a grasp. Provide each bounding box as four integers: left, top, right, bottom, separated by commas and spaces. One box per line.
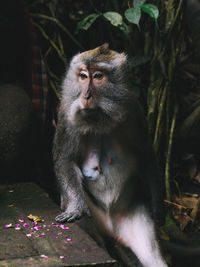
71, 44, 127, 70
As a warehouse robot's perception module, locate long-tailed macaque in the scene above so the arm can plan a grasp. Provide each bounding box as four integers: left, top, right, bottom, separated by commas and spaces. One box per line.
53, 44, 168, 267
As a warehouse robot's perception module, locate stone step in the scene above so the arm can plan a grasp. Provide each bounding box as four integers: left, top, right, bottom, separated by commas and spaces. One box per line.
0, 182, 117, 267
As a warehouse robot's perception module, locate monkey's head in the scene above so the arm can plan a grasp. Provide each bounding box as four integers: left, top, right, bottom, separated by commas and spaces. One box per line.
62, 44, 133, 134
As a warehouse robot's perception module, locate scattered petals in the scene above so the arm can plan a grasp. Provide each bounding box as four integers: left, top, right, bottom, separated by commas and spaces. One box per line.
15, 224, 22, 230
60, 225, 69, 230
4, 223, 12, 228
52, 223, 59, 227
82, 249, 86, 252
33, 225, 41, 230
26, 233, 32, 237
40, 254, 48, 259
36, 233, 45, 237
4, 217, 72, 245
60, 255, 66, 259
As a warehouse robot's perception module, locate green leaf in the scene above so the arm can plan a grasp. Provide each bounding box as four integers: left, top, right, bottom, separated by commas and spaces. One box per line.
77, 13, 100, 31
125, 7, 141, 26
133, 0, 147, 8
141, 4, 159, 19
119, 21, 130, 34
103, 12, 123, 27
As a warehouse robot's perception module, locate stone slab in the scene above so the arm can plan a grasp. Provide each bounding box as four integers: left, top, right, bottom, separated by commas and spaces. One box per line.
0, 183, 117, 267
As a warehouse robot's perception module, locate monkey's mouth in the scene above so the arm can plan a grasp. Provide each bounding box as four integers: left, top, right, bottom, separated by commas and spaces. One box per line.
76, 107, 114, 133
79, 107, 107, 123
80, 107, 101, 117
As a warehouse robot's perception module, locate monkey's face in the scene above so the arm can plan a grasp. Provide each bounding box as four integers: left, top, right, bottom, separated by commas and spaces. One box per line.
77, 64, 108, 110
62, 44, 132, 134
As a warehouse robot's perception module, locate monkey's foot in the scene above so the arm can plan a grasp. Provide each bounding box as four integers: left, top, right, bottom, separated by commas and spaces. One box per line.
55, 210, 83, 223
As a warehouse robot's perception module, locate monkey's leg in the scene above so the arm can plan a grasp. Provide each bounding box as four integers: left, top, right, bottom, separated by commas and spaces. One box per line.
85, 196, 145, 267
115, 206, 167, 267
55, 162, 89, 223
107, 241, 144, 267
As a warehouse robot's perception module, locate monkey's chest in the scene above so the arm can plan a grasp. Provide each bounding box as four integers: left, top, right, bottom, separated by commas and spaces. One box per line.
81, 148, 112, 180
80, 136, 137, 209
81, 136, 133, 181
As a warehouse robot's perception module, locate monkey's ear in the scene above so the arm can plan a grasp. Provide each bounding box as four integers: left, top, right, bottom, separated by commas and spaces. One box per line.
112, 52, 127, 67
99, 43, 110, 54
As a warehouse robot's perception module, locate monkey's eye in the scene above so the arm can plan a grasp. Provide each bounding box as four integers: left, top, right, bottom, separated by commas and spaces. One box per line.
93, 71, 104, 80
79, 71, 88, 80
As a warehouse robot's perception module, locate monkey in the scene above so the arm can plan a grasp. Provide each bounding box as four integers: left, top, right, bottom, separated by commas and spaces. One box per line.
53, 44, 168, 267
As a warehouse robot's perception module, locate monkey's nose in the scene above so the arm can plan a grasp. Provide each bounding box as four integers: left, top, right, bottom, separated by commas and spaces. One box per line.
81, 96, 93, 108
82, 86, 92, 100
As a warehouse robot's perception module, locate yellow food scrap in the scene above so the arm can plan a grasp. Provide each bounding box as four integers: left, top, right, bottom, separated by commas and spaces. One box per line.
27, 214, 42, 222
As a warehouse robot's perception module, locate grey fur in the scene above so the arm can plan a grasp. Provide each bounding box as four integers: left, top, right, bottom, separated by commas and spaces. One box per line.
53, 45, 166, 266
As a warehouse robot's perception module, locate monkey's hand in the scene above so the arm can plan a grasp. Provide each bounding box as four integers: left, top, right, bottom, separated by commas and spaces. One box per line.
55, 210, 83, 223
55, 199, 90, 223
55, 207, 91, 223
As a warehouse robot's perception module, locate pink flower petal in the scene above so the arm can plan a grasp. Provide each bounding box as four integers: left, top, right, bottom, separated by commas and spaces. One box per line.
36, 233, 45, 237
26, 233, 32, 237
60, 225, 69, 230
23, 223, 29, 227
4, 223, 12, 228
33, 225, 41, 230
52, 223, 59, 227
60, 256, 66, 259
40, 254, 48, 259
15, 224, 22, 230
19, 218, 24, 223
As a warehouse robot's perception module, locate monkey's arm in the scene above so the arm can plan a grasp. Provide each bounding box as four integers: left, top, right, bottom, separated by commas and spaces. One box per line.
54, 160, 88, 222
53, 118, 88, 223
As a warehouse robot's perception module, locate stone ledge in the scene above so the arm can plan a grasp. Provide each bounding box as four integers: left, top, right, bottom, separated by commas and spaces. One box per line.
0, 183, 117, 267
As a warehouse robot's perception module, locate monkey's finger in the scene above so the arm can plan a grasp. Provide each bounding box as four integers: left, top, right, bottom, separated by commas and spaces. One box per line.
55, 211, 82, 223
66, 213, 82, 222
55, 212, 69, 223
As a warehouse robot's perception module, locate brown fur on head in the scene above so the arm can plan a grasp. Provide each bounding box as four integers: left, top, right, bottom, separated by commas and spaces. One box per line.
79, 43, 117, 62
72, 44, 127, 68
